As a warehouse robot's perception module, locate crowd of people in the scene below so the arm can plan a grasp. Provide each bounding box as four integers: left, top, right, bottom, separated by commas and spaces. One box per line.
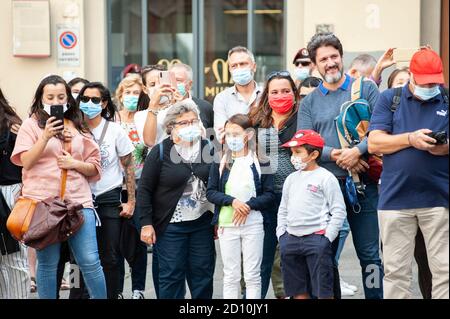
0, 32, 448, 300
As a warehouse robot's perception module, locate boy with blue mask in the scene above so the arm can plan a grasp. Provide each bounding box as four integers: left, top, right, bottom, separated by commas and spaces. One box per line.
277, 129, 346, 299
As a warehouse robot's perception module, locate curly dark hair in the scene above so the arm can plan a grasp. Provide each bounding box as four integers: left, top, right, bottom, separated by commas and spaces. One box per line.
307, 33, 344, 64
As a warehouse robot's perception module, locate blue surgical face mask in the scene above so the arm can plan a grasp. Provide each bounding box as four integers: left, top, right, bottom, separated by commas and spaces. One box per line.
80, 101, 103, 119
414, 84, 440, 101
226, 136, 245, 152
177, 125, 201, 143
295, 68, 310, 82
123, 95, 139, 111
177, 83, 187, 97
231, 68, 254, 86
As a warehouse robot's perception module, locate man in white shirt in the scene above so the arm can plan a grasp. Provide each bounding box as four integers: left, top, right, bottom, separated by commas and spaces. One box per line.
213, 46, 262, 140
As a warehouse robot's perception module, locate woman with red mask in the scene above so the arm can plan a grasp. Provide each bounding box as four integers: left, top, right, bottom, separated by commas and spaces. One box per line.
249, 71, 300, 299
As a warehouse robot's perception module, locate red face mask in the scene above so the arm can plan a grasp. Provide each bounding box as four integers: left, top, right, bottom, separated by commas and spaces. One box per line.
268, 94, 295, 114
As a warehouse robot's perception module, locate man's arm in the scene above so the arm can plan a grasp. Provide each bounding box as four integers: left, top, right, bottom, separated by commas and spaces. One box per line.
120, 153, 136, 218
213, 93, 228, 139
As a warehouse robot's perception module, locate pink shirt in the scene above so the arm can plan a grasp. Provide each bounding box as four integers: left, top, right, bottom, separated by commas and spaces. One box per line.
11, 117, 101, 208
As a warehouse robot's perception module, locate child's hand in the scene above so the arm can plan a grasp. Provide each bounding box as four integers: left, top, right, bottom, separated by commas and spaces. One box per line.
232, 199, 250, 215
233, 211, 248, 226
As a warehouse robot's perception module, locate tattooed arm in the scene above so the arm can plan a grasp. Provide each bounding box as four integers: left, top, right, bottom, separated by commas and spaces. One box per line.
120, 153, 136, 218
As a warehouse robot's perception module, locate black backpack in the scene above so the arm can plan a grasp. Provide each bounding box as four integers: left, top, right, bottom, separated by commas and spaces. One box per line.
390, 86, 449, 112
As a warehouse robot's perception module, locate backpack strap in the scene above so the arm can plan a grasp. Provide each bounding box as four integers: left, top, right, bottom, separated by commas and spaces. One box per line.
159, 142, 164, 162
351, 77, 364, 102
391, 87, 403, 113
439, 86, 449, 106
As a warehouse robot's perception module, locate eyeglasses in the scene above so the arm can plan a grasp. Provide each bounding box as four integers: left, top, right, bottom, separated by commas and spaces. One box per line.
267, 71, 291, 81
80, 96, 102, 104
174, 119, 200, 128
295, 61, 312, 67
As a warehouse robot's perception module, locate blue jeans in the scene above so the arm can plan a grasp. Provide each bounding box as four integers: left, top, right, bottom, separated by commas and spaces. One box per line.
335, 218, 350, 266
36, 209, 106, 299
339, 182, 384, 299
260, 193, 282, 299
155, 213, 216, 299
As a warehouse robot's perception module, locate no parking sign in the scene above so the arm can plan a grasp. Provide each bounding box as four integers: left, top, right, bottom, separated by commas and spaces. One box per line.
57, 26, 80, 67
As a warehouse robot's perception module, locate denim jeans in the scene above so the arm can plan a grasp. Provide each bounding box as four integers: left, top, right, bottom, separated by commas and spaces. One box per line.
260, 193, 282, 299
155, 213, 216, 299
334, 218, 351, 266
36, 208, 106, 299
339, 181, 384, 299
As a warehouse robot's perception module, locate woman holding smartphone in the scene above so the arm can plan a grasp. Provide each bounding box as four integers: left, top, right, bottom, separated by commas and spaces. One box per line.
11, 75, 106, 299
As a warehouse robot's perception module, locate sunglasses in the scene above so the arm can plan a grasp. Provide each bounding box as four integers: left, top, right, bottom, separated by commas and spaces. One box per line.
267, 71, 291, 81
295, 61, 312, 67
80, 96, 102, 104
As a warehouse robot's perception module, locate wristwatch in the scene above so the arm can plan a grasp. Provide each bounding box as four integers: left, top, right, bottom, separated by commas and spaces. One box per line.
148, 108, 159, 116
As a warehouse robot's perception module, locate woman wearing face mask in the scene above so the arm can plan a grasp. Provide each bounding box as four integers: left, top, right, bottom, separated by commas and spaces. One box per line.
115, 74, 148, 299
249, 71, 300, 299
68, 77, 89, 101
77, 82, 136, 299
207, 114, 275, 299
10, 75, 106, 299
135, 66, 180, 148
137, 100, 216, 299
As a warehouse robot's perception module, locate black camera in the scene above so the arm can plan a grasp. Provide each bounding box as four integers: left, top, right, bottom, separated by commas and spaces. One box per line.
426, 131, 448, 145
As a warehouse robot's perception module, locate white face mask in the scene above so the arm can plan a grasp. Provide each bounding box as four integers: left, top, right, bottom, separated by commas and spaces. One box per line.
291, 155, 308, 171
42, 103, 68, 116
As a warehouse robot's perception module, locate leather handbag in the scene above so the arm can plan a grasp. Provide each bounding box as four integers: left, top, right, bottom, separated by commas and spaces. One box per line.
8, 127, 85, 249
6, 197, 39, 241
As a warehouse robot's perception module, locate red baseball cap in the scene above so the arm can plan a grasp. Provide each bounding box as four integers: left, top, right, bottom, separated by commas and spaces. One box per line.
282, 130, 325, 149
410, 49, 445, 85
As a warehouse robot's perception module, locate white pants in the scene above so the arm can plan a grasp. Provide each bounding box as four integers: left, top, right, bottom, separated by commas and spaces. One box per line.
0, 184, 30, 299
218, 223, 264, 299
379, 207, 449, 299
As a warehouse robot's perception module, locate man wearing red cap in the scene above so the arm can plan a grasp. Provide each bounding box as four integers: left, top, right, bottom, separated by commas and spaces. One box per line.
277, 130, 346, 299
369, 48, 449, 299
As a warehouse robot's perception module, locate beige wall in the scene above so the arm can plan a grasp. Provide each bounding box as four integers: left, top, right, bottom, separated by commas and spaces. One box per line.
0, 0, 107, 118
421, 0, 441, 51
286, 0, 421, 70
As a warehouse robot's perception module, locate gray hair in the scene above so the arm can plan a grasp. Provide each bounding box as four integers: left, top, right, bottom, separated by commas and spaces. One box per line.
349, 54, 377, 74
163, 100, 200, 134
227, 46, 255, 63
169, 63, 193, 82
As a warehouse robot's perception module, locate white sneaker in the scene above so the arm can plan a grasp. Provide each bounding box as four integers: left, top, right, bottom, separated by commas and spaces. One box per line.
132, 290, 145, 299
341, 278, 358, 292
340, 285, 355, 297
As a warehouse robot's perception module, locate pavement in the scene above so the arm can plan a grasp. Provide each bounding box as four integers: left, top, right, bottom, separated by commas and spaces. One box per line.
31, 233, 421, 299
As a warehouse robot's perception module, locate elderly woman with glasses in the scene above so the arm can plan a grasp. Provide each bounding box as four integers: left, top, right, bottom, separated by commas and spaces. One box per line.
249, 71, 301, 299
137, 100, 216, 299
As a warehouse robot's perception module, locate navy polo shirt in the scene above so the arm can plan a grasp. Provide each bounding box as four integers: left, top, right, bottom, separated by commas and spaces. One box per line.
369, 84, 449, 210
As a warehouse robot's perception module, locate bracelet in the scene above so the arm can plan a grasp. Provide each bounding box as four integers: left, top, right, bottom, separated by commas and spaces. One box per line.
148, 108, 159, 116
407, 133, 413, 146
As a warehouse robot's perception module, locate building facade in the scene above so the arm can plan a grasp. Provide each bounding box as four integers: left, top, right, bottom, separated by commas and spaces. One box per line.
0, 0, 448, 117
